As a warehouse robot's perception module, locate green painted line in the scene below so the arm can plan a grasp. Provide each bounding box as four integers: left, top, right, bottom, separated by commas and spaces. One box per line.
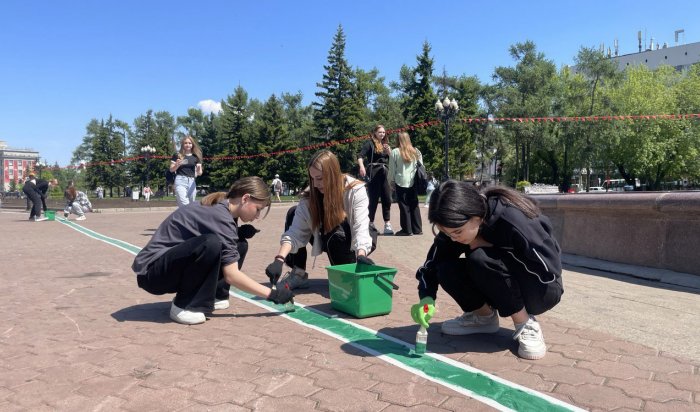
56, 217, 142, 254
56, 220, 583, 412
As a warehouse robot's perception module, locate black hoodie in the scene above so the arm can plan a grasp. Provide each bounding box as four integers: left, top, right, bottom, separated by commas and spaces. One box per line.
416, 197, 562, 300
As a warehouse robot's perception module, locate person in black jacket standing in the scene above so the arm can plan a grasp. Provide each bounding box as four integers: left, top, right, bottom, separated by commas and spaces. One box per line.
357, 125, 394, 235
411, 181, 563, 360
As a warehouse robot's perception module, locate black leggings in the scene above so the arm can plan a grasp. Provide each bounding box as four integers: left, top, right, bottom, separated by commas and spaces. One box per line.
22, 188, 43, 219
137, 234, 222, 312
437, 247, 563, 317
284, 206, 356, 271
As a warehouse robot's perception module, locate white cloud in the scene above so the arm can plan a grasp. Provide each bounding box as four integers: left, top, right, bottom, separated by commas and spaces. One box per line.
197, 99, 222, 114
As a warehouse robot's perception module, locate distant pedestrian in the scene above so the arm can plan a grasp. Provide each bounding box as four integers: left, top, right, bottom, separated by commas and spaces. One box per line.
271, 174, 282, 202
387, 132, 422, 236
424, 174, 438, 207
143, 185, 152, 202
358, 124, 394, 235
170, 135, 203, 207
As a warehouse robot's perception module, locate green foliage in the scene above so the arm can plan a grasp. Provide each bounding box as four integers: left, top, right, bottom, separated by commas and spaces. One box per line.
516, 180, 531, 192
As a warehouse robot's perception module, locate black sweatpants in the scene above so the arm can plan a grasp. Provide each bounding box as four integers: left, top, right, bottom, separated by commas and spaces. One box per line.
366, 166, 392, 223
437, 247, 563, 317
395, 185, 422, 234
137, 233, 222, 312
22, 187, 43, 219
284, 205, 356, 271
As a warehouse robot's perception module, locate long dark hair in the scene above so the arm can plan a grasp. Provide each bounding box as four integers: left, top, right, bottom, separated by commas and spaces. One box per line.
428, 180, 540, 229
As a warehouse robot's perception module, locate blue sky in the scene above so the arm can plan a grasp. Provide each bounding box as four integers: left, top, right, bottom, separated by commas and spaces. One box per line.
2, 0, 698, 167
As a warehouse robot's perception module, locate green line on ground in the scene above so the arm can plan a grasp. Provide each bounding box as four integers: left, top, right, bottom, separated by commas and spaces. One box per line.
57, 220, 580, 411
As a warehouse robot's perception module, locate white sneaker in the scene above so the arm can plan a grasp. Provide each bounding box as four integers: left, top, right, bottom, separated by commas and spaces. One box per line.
35, 217, 49, 222
383, 222, 394, 235
75, 215, 87, 221
169, 302, 205, 325
441, 310, 500, 335
214, 299, 230, 310
513, 318, 546, 360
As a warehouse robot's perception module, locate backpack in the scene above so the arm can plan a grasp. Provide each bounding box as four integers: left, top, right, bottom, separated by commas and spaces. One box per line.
275, 179, 283, 191
413, 160, 429, 195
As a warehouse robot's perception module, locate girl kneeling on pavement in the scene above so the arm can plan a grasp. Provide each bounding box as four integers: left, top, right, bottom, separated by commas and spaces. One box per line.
132, 176, 294, 325
411, 180, 564, 360
266, 150, 375, 290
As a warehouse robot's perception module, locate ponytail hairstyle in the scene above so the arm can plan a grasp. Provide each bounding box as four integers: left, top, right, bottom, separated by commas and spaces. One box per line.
201, 176, 271, 218
179, 135, 203, 162
428, 180, 540, 230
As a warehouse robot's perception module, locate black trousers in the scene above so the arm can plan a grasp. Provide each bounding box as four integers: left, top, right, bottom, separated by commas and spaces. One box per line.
396, 185, 422, 234
284, 206, 356, 271
22, 187, 43, 219
366, 166, 391, 223
137, 234, 222, 312
215, 238, 248, 300
437, 247, 563, 317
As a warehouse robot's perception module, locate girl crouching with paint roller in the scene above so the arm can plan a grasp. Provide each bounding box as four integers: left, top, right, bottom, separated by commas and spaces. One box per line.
411, 180, 564, 359
132, 176, 294, 325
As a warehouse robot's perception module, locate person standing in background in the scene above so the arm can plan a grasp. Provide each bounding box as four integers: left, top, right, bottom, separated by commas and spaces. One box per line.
425, 173, 438, 207
170, 135, 203, 207
143, 185, 152, 202
357, 125, 394, 235
388, 132, 422, 236
271, 174, 282, 202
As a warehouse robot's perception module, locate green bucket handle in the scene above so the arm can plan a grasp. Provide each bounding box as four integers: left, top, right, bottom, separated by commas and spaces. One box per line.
378, 273, 399, 290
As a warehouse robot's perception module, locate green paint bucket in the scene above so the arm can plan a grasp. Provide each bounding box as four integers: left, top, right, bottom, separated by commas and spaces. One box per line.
45, 210, 56, 221
327, 263, 398, 318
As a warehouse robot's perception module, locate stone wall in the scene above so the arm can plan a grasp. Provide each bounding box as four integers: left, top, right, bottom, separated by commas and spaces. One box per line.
535, 192, 700, 276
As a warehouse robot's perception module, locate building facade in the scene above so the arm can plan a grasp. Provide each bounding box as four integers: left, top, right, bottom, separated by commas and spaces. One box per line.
0, 140, 39, 191
611, 41, 700, 72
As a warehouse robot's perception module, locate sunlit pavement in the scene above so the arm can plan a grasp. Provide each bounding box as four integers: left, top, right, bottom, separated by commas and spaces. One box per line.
2, 204, 699, 411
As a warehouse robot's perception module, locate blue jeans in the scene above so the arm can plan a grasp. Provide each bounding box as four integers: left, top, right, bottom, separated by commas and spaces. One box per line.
175, 175, 197, 207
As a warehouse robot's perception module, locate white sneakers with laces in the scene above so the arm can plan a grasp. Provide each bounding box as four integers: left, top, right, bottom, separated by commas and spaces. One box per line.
513, 317, 547, 360
441, 310, 500, 335
169, 302, 205, 325
383, 222, 394, 235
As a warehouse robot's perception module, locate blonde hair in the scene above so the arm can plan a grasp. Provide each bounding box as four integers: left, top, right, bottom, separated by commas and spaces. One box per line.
371, 124, 387, 153
201, 176, 271, 218
179, 135, 203, 162
396, 132, 418, 162
305, 150, 361, 234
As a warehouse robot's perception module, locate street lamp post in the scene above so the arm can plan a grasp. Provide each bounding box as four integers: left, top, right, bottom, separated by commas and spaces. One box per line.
35, 160, 48, 179
435, 97, 459, 181
140, 145, 156, 187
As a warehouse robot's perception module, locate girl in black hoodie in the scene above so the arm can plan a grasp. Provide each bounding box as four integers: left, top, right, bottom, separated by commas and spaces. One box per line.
411, 180, 563, 360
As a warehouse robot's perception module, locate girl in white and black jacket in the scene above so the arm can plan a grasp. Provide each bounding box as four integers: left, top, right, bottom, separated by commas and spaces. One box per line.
411, 180, 563, 360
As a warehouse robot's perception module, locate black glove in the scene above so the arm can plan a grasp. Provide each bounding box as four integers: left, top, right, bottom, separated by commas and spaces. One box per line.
356, 255, 375, 266
238, 224, 260, 239
267, 287, 294, 304
265, 259, 284, 285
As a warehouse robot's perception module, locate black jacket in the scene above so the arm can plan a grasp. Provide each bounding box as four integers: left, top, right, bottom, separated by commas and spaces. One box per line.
416, 197, 562, 299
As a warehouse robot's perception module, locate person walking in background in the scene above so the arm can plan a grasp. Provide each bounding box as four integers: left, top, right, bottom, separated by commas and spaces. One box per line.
271, 174, 282, 202
388, 132, 422, 236
63, 185, 92, 221
412, 181, 564, 360
132, 176, 293, 325
143, 185, 152, 202
170, 135, 203, 207
357, 125, 394, 235
266, 150, 375, 290
425, 173, 438, 207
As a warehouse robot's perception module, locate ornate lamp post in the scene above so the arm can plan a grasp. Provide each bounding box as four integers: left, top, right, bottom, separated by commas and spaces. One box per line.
35, 160, 48, 179
140, 145, 156, 186
435, 97, 459, 180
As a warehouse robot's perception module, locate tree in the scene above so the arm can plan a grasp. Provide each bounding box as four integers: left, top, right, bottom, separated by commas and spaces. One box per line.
398, 42, 441, 176
215, 86, 251, 188
313, 25, 365, 171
